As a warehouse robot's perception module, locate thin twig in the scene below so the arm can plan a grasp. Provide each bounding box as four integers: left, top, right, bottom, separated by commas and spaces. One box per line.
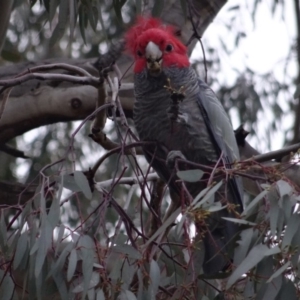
0, 72, 100, 89
250, 142, 300, 163
20, 63, 93, 77
91, 141, 154, 177
95, 173, 158, 190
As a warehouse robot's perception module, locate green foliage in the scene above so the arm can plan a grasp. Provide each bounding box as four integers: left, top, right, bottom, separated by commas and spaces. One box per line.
1, 168, 300, 298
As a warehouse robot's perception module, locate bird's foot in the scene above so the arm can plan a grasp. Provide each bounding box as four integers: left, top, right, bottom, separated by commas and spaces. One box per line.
164, 79, 186, 122
166, 150, 186, 169
164, 78, 185, 103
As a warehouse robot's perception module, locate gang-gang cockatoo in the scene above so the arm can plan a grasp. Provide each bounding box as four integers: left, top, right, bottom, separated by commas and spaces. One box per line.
125, 17, 244, 275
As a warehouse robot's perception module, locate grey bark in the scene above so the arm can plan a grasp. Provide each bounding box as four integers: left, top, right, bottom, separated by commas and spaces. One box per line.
0, 0, 227, 143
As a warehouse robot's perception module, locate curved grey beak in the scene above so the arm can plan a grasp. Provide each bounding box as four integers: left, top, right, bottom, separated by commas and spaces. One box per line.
145, 41, 163, 74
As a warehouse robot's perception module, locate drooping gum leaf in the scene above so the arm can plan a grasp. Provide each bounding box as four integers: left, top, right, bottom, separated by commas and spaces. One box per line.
149, 260, 160, 298
177, 169, 204, 182
13, 231, 28, 270
74, 171, 93, 199
227, 244, 281, 288
242, 190, 268, 217
67, 249, 78, 282
267, 262, 290, 283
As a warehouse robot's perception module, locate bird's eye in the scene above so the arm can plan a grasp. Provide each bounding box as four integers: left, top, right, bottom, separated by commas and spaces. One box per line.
136, 50, 143, 57
165, 44, 173, 52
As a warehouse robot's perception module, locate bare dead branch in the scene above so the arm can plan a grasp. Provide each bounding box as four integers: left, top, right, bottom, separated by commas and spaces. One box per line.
0, 72, 100, 89
250, 143, 300, 163
89, 131, 119, 150
0, 181, 36, 206
0, 144, 29, 158
18, 63, 94, 77
91, 141, 153, 177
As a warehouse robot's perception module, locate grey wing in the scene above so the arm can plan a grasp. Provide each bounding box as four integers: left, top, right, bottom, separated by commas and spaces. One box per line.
197, 79, 244, 211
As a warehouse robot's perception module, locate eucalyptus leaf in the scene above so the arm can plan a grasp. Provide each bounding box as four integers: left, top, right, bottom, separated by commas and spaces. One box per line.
55, 225, 65, 256
207, 203, 227, 212
74, 171, 92, 199
113, 0, 126, 23
222, 217, 256, 226
281, 214, 300, 250
119, 290, 137, 300
267, 262, 290, 283
275, 279, 297, 299
79, 235, 95, 298
261, 275, 282, 300
152, 0, 164, 17
47, 196, 60, 228
191, 186, 211, 206
0, 270, 14, 300
137, 269, 143, 300
277, 180, 292, 197
233, 228, 254, 265
49, 0, 69, 47
96, 289, 105, 300
175, 214, 187, 235
149, 260, 160, 298
79, 4, 87, 44
67, 249, 78, 282
49, 0, 59, 24
144, 207, 181, 247
282, 194, 293, 221
35, 218, 53, 278
13, 231, 28, 270
0, 214, 8, 253
177, 169, 204, 182
88, 288, 96, 300
72, 272, 100, 292
277, 208, 285, 234
61, 174, 80, 193
49, 242, 74, 277
52, 271, 68, 300
242, 189, 268, 216
192, 181, 223, 209
227, 244, 280, 288
269, 202, 279, 236
135, 0, 142, 14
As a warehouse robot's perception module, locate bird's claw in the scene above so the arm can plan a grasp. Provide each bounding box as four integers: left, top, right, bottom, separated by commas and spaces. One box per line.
166, 150, 186, 169
164, 78, 186, 122
164, 78, 185, 103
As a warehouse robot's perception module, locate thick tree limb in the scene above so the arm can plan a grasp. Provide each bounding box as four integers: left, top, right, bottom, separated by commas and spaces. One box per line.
0, 144, 29, 158
0, 83, 134, 143
0, 86, 96, 143
0, 180, 37, 206
0, 0, 227, 143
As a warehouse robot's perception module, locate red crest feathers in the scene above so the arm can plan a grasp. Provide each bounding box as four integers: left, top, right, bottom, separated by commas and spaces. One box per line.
125, 17, 189, 72
125, 17, 179, 55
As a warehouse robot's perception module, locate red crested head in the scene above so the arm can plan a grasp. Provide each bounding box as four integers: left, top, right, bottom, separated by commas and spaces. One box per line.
125, 17, 190, 73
